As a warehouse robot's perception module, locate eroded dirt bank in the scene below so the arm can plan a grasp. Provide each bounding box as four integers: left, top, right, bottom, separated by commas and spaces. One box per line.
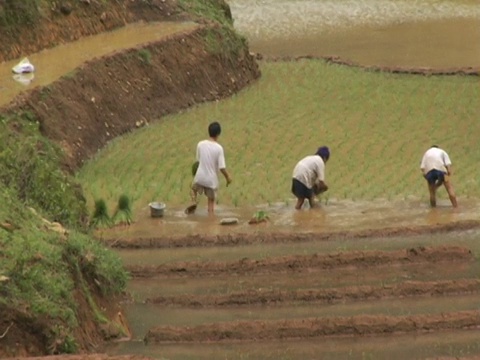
3, 24, 260, 171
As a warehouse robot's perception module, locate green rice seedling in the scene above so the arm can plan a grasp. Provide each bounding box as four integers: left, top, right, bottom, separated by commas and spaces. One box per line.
112, 194, 133, 226
91, 199, 111, 229
191, 160, 199, 177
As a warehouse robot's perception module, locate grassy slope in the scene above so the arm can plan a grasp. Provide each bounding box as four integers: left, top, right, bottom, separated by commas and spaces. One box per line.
78, 60, 480, 211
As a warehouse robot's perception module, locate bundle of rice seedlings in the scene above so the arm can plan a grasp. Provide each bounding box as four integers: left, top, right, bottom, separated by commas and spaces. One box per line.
91, 199, 112, 228
113, 194, 133, 225
192, 161, 199, 176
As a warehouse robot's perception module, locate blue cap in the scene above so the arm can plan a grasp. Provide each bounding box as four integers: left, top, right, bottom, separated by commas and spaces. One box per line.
316, 146, 330, 161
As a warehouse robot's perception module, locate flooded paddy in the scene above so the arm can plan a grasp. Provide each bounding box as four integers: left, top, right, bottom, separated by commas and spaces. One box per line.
0, 21, 196, 107
229, 0, 480, 68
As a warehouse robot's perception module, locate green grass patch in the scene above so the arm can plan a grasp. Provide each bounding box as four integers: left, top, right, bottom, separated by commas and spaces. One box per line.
0, 113, 87, 227
0, 186, 128, 353
78, 60, 480, 211
178, 0, 234, 27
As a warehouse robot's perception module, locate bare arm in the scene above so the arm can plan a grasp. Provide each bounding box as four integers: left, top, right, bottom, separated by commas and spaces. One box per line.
220, 168, 232, 186
445, 165, 452, 176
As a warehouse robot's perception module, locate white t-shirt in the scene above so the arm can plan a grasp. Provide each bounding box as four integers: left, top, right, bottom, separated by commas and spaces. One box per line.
292, 155, 325, 189
193, 140, 226, 189
420, 147, 452, 174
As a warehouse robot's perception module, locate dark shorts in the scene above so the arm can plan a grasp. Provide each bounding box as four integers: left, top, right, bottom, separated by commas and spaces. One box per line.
424, 169, 446, 185
291, 178, 313, 199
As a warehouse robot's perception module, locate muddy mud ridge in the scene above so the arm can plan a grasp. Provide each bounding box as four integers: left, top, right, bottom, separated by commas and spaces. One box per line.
105, 219, 480, 248
125, 243, 480, 345
127, 245, 473, 278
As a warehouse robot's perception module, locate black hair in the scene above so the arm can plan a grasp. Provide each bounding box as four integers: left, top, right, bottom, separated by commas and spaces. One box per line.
208, 121, 221, 138
431, 145, 439, 148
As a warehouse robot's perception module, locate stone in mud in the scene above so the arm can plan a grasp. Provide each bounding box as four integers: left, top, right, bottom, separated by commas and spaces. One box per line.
220, 217, 239, 225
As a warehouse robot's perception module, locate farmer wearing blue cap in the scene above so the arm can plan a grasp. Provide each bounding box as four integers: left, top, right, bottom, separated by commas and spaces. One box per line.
291, 146, 330, 210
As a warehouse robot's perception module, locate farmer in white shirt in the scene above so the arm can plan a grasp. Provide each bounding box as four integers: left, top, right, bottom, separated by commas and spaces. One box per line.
420, 145, 457, 208
187, 121, 232, 214
291, 146, 330, 210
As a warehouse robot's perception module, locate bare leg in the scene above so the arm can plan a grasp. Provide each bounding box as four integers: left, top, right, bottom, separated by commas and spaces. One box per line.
207, 197, 215, 214
190, 187, 198, 204
295, 198, 305, 210
428, 183, 437, 207
308, 196, 317, 209
443, 181, 458, 208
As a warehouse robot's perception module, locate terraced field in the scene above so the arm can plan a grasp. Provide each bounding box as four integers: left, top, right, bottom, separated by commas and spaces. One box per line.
105, 229, 480, 359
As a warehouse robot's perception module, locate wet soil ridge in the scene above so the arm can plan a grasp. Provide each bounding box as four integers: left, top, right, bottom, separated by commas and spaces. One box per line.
144, 310, 480, 343
265, 55, 480, 76
4, 25, 260, 170
146, 279, 480, 307
0, 0, 183, 63
105, 220, 480, 248
128, 245, 473, 278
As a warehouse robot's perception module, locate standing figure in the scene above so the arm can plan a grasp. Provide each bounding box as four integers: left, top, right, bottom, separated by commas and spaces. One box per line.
187, 121, 232, 214
420, 145, 458, 208
291, 146, 330, 210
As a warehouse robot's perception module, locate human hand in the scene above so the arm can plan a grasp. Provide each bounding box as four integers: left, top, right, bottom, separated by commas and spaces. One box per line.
226, 176, 232, 187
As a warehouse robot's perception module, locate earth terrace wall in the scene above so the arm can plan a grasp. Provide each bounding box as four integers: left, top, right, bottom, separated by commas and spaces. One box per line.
2, 24, 261, 171
0, 0, 183, 63
263, 55, 480, 76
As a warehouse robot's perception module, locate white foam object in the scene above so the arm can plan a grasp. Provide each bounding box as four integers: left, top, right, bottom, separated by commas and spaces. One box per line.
12, 57, 35, 74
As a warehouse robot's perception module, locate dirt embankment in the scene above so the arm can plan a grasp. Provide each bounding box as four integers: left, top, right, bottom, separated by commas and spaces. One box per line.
3, 24, 260, 171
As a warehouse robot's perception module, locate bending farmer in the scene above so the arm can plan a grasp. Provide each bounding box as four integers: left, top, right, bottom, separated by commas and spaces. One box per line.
420, 145, 457, 208
291, 146, 330, 210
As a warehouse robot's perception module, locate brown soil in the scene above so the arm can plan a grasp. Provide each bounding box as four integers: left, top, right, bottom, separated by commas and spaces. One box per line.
146, 279, 480, 307
144, 310, 480, 343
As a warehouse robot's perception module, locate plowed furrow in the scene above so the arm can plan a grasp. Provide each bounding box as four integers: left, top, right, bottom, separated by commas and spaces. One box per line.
128, 245, 473, 278
144, 310, 480, 343
146, 279, 480, 307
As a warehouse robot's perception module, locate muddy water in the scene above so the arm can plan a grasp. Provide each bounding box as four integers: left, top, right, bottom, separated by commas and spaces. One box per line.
0, 22, 196, 107
116, 229, 480, 267
229, 0, 480, 68
102, 198, 480, 239
126, 261, 480, 298
107, 330, 480, 360
122, 294, 480, 330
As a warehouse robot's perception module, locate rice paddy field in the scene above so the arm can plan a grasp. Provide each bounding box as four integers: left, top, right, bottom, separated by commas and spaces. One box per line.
77, 60, 480, 214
